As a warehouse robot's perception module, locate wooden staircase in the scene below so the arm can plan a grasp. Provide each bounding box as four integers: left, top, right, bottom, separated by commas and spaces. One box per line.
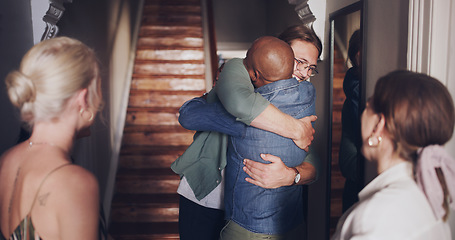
109, 0, 207, 239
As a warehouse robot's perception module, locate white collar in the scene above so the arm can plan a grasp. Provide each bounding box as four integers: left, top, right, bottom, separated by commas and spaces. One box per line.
358, 162, 414, 201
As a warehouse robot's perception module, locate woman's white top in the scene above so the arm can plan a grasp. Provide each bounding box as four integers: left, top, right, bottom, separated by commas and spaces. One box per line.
332, 162, 451, 240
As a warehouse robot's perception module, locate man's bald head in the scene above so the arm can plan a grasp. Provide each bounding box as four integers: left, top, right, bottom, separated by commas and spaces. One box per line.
244, 36, 294, 87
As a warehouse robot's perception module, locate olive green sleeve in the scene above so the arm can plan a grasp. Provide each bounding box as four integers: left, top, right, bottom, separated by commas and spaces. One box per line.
215, 58, 270, 125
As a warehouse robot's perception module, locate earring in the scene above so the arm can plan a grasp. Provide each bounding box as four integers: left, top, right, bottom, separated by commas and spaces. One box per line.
80, 108, 94, 122
88, 110, 94, 121
368, 135, 382, 147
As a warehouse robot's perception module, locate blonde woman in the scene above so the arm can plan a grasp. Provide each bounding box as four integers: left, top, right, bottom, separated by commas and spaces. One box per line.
0, 37, 103, 240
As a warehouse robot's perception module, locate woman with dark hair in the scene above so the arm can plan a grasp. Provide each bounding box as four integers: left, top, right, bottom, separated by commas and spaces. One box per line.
332, 70, 455, 239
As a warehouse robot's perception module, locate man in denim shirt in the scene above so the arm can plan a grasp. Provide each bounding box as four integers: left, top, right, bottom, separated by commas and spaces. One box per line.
180, 37, 316, 239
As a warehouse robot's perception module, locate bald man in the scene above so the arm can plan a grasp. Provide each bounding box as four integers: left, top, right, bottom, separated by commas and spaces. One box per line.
214, 36, 315, 239
243, 36, 295, 86
173, 36, 316, 240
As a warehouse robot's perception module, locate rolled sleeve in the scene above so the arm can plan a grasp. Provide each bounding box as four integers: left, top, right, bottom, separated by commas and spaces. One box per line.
179, 97, 246, 137
215, 58, 270, 125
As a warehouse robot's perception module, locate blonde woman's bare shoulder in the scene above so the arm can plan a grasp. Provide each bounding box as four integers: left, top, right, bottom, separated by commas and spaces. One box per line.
47, 164, 99, 197
31, 164, 100, 239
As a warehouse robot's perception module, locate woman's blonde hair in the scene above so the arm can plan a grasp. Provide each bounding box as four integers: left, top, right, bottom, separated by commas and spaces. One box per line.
5, 37, 102, 128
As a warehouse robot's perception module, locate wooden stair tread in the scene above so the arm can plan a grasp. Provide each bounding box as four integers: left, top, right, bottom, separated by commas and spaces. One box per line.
144, 0, 202, 5
126, 107, 181, 113
141, 16, 202, 27
132, 73, 204, 78
139, 25, 202, 38
135, 49, 204, 61
120, 145, 188, 156
112, 193, 180, 204
143, 6, 201, 15
119, 154, 179, 169
137, 37, 203, 49
134, 59, 205, 64
133, 62, 205, 76
109, 222, 179, 236
123, 125, 191, 133
121, 131, 194, 147
116, 167, 177, 176
131, 77, 205, 91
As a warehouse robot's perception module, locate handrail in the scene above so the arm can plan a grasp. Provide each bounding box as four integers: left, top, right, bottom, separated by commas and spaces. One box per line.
206, 0, 218, 83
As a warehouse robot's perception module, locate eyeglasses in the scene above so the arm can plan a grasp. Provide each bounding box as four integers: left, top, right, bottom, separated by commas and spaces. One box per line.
294, 58, 318, 77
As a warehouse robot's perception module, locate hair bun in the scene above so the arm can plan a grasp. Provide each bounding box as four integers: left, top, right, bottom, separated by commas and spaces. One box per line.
5, 70, 36, 120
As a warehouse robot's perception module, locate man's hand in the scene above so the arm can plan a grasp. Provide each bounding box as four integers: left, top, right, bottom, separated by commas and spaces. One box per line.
292, 115, 317, 151
243, 154, 295, 189
243, 153, 318, 189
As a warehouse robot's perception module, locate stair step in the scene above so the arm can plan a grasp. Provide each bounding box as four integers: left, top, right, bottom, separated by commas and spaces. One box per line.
141, 15, 201, 27
144, 0, 201, 5
111, 194, 179, 222
116, 168, 176, 175
330, 199, 343, 216
131, 76, 205, 91
113, 193, 179, 203
121, 131, 194, 147
116, 167, 177, 176
125, 111, 181, 126
136, 49, 204, 61
127, 90, 202, 108
137, 37, 203, 49
114, 178, 179, 194
109, 222, 179, 240
120, 145, 187, 156
114, 169, 180, 194
110, 194, 179, 223
133, 62, 205, 76
110, 206, 179, 223
119, 153, 181, 169
331, 170, 346, 190
139, 25, 202, 38
123, 125, 191, 133
143, 5, 201, 15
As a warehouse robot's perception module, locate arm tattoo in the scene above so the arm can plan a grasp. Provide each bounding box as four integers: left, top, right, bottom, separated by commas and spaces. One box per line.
38, 192, 51, 206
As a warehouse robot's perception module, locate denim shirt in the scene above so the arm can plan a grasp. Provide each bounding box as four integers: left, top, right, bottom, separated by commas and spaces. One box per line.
225, 78, 316, 234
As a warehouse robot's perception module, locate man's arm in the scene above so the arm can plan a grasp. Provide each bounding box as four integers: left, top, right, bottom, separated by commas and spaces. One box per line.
243, 146, 320, 188
212, 58, 319, 188
179, 98, 319, 188
178, 97, 246, 137
215, 59, 317, 150
251, 104, 317, 150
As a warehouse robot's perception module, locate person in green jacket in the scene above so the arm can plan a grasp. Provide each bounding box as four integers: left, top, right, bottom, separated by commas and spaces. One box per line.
172, 25, 322, 240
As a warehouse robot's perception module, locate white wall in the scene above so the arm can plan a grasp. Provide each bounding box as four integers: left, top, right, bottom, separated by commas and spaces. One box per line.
446, 0, 455, 157
31, 0, 48, 44
407, 0, 455, 156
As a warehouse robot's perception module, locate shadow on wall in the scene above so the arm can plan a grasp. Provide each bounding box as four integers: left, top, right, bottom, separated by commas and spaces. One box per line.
0, 0, 35, 155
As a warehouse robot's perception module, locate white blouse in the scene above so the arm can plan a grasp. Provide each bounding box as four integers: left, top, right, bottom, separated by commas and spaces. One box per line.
332, 162, 451, 240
